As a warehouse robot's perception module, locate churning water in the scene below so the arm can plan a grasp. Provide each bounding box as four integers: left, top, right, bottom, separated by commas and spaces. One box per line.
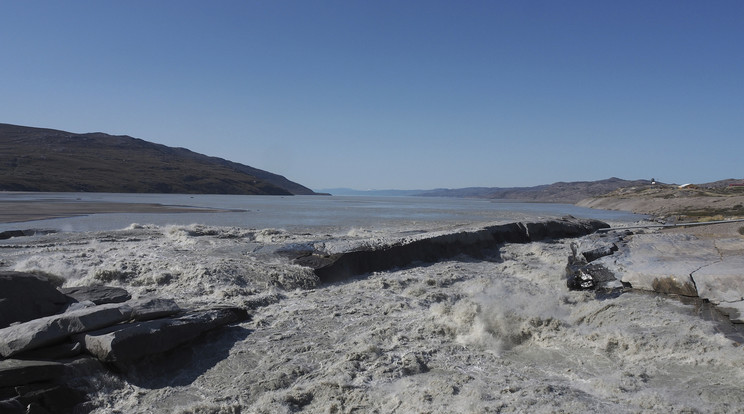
2, 194, 743, 413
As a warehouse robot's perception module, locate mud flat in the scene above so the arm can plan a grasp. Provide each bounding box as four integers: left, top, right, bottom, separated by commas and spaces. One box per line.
0, 200, 229, 223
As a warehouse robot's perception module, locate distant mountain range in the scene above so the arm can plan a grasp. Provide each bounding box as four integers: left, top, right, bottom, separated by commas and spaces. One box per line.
0, 123, 317, 195
317, 188, 427, 197
418, 178, 657, 203
321, 178, 657, 203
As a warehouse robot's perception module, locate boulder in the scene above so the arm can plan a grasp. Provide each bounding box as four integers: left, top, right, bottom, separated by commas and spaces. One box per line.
566, 243, 594, 290
582, 244, 618, 263
0, 272, 71, 329
78, 308, 249, 365
60, 286, 131, 305
0, 303, 133, 358
128, 297, 181, 321
0, 229, 55, 240
0, 359, 66, 388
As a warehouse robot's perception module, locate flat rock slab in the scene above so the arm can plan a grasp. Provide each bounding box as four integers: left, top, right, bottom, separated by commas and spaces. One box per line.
128, 297, 181, 321
0, 359, 66, 388
78, 308, 248, 364
604, 233, 721, 296
596, 231, 744, 323
0, 271, 71, 329
0, 303, 133, 358
60, 286, 131, 305
693, 256, 744, 304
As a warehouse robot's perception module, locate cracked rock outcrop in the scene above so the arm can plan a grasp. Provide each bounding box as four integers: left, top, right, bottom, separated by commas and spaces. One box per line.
567, 228, 744, 323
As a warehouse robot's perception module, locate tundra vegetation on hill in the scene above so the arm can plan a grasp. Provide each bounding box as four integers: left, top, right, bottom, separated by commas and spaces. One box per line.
0, 123, 316, 195
576, 181, 744, 220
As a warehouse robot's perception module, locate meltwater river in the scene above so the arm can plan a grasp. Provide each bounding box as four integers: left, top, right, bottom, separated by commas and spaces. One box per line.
3, 194, 743, 413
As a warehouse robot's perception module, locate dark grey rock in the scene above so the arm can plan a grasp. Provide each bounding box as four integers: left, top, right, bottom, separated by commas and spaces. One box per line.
60, 285, 131, 305
26, 402, 51, 414
306, 217, 609, 283
0, 398, 24, 414
16, 384, 85, 414
128, 297, 181, 321
582, 244, 619, 262
0, 229, 55, 240
78, 307, 249, 366
0, 303, 133, 358
0, 271, 71, 329
0, 359, 66, 388
566, 242, 624, 291
566, 244, 595, 290
0, 386, 16, 400
13, 342, 83, 360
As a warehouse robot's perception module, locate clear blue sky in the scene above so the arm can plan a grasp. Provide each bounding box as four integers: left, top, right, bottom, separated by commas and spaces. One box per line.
1, 1, 742, 190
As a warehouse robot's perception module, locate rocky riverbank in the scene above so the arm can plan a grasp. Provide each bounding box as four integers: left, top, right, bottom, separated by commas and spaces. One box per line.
576, 184, 744, 220
0, 272, 249, 413
566, 221, 744, 327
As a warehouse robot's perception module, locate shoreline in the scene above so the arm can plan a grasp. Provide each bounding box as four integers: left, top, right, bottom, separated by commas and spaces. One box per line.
577, 192, 744, 219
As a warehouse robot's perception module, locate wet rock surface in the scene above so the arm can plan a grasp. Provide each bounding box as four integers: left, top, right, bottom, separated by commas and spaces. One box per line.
0, 359, 66, 388
78, 307, 249, 368
301, 216, 609, 283
0, 229, 56, 240
566, 225, 744, 324
0, 303, 134, 358
0, 359, 87, 414
0, 275, 249, 413
60, 285, 131, 305
0, 271, 71, 329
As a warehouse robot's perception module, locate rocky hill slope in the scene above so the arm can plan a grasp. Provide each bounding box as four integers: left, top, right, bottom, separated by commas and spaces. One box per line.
577, 183, 744, 219
0, 123, 316, 195
420, 177, 654, 203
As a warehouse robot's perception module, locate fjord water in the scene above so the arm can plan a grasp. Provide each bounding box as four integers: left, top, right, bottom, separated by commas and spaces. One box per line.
0, 192, 643, 232
3, 194, 744, 413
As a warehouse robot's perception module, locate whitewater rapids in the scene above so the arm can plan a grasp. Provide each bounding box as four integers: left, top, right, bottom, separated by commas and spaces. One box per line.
2, 222, 744, 413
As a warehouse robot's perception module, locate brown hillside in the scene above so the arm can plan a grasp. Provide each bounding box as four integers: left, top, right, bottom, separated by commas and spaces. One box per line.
0, 123, 316, 195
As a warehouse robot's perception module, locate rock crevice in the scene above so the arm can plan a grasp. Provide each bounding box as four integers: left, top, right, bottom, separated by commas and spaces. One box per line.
566, 228, 744, 324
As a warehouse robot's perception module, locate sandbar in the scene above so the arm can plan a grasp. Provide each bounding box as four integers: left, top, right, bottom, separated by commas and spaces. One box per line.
0, 201, 225, 223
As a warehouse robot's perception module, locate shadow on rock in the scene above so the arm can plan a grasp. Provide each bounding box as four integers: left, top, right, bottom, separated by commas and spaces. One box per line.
121, 325, 252, 389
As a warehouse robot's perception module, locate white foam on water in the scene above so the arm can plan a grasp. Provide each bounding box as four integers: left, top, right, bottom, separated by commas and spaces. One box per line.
2, 223, 744, 413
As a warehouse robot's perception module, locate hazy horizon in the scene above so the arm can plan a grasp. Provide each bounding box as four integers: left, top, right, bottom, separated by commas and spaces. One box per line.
2, 1, 742, 190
